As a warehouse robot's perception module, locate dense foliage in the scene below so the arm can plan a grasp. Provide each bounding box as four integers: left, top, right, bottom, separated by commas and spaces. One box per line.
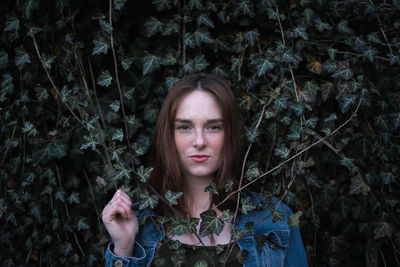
1, 0, 399, 266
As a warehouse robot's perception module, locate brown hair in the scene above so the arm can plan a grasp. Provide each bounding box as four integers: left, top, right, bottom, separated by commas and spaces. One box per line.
147, 73, 243, 217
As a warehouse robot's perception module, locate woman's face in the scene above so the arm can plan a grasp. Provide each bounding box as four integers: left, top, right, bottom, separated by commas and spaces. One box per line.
174, 90, 224, 182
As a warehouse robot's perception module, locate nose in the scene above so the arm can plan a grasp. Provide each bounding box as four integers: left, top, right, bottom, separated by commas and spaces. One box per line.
193, 130, 207, 149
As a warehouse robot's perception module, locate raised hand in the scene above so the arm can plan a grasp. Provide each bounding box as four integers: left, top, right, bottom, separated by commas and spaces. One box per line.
102, 189, 139, 256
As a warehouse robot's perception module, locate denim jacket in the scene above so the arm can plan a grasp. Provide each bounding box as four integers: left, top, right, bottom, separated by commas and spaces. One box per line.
104, 192, 308, 267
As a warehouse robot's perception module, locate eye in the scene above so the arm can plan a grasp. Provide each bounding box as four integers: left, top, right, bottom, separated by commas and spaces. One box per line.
177, 125, 190, 130
208, 125, 222, 131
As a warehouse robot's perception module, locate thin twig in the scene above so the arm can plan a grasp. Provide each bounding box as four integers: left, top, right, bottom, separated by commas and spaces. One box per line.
216, 95, 363, 209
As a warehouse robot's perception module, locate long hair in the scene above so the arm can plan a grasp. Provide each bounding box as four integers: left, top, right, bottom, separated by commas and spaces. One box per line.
147, 73, 243, 217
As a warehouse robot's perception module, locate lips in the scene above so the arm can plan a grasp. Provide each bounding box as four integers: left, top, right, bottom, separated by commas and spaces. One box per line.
189, 155, 210, 162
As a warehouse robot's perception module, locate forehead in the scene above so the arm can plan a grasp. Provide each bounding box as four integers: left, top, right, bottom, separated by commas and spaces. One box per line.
175, 90, 222, 119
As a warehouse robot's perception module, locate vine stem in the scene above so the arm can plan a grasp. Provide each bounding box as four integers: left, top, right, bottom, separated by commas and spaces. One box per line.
31, 35, 84, 127
216, 94, 363, 209
108, 0, 135, 170
276, 6, 299, 102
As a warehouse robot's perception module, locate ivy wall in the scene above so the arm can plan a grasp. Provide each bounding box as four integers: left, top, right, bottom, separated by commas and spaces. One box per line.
1, 0, 400, 266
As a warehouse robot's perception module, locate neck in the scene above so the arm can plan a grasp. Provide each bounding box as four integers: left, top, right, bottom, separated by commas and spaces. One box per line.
184, 175, 214, 217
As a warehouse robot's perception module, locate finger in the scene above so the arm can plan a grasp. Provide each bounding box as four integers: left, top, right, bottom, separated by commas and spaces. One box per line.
103, 200, 133, 221
111, 190, 132, 206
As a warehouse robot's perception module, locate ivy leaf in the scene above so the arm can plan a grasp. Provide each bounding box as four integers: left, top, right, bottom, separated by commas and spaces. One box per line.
163, 20, 179, 35
322, 60, 336, 73
152, 0, 172, 11
194, 260, 208, 267
288, 211, 303, 228
235, 0, 254, 17
139, 190, 159, 210
99, 19, 112, 33
251, 55, 275, 76
33, 138, 68, 164
0, 51, 9, 69
194, 28, 213, 45
22, 121, 38, 136
77, 218, 90, 231
379, 172, 396, 185
183, 32, 195, 48
220, 209, 230, 222
15, 47, 31, 70
142, 54, 160, 75
168, 216, 187, 236
114, 163, 131, 181
204, 182, 218, 195
165, 76, 179, 90
145, 17, 162, 38
306, 58, 322, 74
165, 190, 182, 205
184, 216, 200, 233
241, 197, 256, 215
243, 30, 259, 46
245, 167, 260, 181
80, 135, 99, 150
293, 25, 308, 40
367, 32, 381, 44
40, 54, 56, 70
274, 145, 290, 159
224, 180, 234, 192
363, 47, 378, 62
97, 71, 113, 87
114, 0, 127, 10
92, 37, 109, 55
22, 0, 39, 19
188, 0, 203, 10
339, 156, 356, 169
109, 100, 120, 112
373, 222, 393, 239
314, 18, 332, 32
197, 14, 214, 28
387, 53, 400, 65
199, 209, 224, 237
67, 192, 80, 204
332, 65, 353, 80
112, 128, 123, 142
337, 20, 353, 34
4, 16, 20, 31
349, 176, 370, 195
137, 166, 153, 183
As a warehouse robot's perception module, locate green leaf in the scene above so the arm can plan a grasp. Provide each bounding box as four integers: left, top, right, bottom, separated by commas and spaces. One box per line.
199, 209, 224, 237
168, 216, 187, 235
109, 100, 120, 112
22, 121, 38, 136
302, 9, 314, 24
281, 49, 301, 65
274, 145, 290, 159
332, 66, 353, 80
293, 25, 308, 40
99, 19, 113, 33
288, 211, 303, 228
251, 55, 275, 76
379, 172, 396, 185
220, 209, 230, 222
33, 137, 68, 164
165, 76, 179, 90
183, 32, 195, 48
241, 197, 256, 215
67, 192, 80, 204
0, 51, 9, 70
114, 0, 127, 10
40, 54, 56, 70
22, 0, 39, 19
224, 180, 234, 192
188, 0, 203, 10
137, 166, 153, 183
139, 190, 159, 210
145, 17, 162, 38
152, 0, 172, 11
236, 0, 254, 17
363, 47, 378, 62
245, 167, 260, 181
114, 163, 131, 181
121, 57, 135, 70
165, 190, 183, 205
142, 54, 160, 75
349, 176, 370, 195
373, 222, 393, 239
97, 71, 113, 87
327, 47, 338, 60
204, 182, 218, 195
160, 53, 177, 66
4, 16, 20, 31
243, 30, 259, 46
184, 216, 200, 233
92, 37, 109, 55
163, 20, 179, 35
194, 260, 208, 267
77, 218, 90, 231
15, 47, 31, 70
337, 20, 353, 34
112, 128, 123, 142
367, 32, 381, 44
314, 18, 331, 32
388, 53, 400, 65
197, 14, 214, 28
194, 28, 213, 45
339, 156, 356, 169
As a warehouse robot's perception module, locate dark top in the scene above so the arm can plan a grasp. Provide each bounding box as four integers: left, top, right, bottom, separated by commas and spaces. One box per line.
151, 239, 245, 267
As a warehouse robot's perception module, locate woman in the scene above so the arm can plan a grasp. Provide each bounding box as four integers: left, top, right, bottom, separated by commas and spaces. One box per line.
102, 73, 308, 266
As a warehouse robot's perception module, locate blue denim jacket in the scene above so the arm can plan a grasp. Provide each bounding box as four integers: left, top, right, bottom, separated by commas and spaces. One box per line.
104, 192, 309, 267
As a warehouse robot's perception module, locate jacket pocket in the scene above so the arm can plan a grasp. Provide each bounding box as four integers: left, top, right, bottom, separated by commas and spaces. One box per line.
259, 229, 290, 267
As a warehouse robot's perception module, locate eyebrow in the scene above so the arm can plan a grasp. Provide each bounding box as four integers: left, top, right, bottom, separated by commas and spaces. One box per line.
175, 118, 223, 124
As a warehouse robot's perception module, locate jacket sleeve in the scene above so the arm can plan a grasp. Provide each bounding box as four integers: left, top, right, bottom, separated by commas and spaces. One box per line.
104, 241, 148, 267
284, 225, 309, 267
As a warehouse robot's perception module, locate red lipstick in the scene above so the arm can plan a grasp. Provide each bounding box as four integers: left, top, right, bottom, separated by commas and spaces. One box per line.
190, 155, 210, 162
